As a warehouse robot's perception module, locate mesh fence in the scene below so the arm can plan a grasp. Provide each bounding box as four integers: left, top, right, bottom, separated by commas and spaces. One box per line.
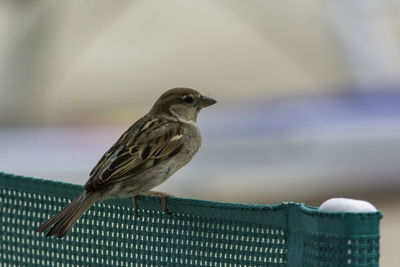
0, 172, 381, 266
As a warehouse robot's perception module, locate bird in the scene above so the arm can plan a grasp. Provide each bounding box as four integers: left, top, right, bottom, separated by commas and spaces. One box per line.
35, 87, 216, 238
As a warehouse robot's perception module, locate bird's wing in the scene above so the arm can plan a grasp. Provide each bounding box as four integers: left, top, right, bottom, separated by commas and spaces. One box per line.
84, 116, 184, 192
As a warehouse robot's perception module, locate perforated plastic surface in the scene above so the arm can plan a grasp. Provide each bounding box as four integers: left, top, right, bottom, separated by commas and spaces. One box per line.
0, 172, 381, 266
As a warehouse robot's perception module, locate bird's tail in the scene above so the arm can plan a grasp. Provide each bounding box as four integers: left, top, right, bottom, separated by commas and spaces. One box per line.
35, 191, 99, 238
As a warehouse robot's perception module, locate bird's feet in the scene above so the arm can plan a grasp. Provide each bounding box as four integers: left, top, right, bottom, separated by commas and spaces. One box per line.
145, 191, 174, 215
132, 196, 140, 217
131, 191, 174, 217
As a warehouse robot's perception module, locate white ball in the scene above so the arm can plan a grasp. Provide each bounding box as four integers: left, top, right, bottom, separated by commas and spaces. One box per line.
319, 198, 377, 212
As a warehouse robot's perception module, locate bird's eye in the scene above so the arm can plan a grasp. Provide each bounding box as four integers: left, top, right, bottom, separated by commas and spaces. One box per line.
183, 96, 194, 104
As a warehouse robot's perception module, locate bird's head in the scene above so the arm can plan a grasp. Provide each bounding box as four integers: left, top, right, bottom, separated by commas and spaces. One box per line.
150, 88, 216, 123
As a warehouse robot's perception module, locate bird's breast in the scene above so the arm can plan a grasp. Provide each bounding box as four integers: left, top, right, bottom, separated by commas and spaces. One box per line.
113, 124, 202, 198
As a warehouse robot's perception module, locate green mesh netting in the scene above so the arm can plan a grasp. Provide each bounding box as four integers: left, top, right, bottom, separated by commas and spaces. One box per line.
0, 172, 381, 266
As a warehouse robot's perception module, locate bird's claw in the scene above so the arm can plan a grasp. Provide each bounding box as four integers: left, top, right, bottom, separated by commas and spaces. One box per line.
132, 196, 140, 217
133, 191, 174, 217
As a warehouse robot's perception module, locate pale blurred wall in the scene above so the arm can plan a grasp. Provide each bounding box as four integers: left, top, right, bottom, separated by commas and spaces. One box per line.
1, 0, 400, 125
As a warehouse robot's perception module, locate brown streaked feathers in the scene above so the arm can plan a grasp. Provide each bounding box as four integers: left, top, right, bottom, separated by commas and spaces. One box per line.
85, 118, 184, 192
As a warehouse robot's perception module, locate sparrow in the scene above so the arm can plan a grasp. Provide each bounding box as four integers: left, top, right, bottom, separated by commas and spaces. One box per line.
35, 87, 216, 238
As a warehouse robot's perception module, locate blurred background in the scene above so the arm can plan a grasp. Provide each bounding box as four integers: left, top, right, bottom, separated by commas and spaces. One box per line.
0, 0, 399, 265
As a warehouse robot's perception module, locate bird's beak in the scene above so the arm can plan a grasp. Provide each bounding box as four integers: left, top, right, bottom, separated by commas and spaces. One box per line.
197, 95, 217, 108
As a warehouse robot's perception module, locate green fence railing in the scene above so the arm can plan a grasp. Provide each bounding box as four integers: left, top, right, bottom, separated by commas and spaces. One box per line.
0, 172, 381, 266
